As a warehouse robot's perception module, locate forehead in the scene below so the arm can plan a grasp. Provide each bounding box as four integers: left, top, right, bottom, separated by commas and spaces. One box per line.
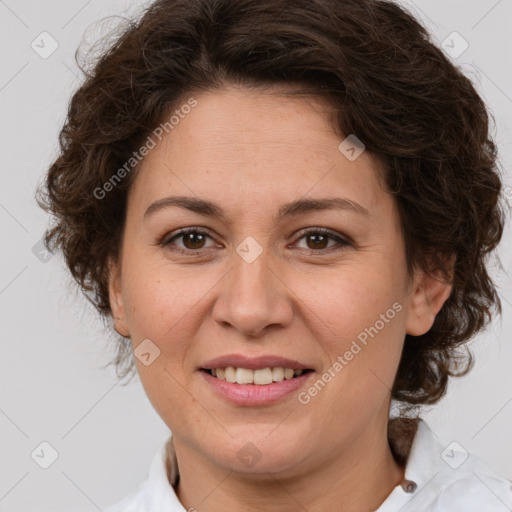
128, 85, 389, 219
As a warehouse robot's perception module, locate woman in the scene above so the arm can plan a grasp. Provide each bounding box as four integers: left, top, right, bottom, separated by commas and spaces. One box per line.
37, 0, 512, 510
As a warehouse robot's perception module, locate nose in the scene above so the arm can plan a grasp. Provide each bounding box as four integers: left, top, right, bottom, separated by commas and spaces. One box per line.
212, 245, 294, 338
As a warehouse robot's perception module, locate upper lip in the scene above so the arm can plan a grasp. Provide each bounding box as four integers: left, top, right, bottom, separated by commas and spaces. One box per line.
200, 354, 312, 371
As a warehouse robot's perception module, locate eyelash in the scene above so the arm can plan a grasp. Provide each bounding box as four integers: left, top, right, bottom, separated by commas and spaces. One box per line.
160, 227, 352, 256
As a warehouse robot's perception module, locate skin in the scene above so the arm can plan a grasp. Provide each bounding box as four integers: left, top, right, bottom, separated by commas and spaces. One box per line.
109, 84, 452, 512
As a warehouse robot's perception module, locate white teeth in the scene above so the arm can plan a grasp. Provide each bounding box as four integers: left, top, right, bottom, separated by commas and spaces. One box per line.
253, 368, 273, 385
209, 366, 307, 384
224, 367, 236, 383
272, 367, 284, 381
236, 367, 254, 384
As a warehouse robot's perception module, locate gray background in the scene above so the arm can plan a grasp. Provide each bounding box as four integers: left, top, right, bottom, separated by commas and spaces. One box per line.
1, 0, 511, 510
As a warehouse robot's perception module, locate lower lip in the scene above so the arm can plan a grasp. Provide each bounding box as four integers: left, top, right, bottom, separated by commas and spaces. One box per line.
200, 370, 313, 406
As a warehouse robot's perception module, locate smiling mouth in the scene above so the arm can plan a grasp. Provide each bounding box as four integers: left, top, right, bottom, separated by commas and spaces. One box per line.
201, 367, 314, 385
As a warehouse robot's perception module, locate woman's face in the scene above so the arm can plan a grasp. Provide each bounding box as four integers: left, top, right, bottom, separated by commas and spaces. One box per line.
109, 85, 448, 477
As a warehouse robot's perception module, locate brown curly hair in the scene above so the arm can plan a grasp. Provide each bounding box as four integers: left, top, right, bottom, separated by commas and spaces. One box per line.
36, 0, 506, 406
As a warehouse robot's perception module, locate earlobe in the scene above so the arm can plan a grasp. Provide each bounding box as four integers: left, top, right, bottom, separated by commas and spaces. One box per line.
108, 258, 130, 337
405, 268, 453, 337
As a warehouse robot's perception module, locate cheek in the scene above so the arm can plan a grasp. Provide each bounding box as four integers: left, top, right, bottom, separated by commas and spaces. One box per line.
121, 258, 218, 375
298, 264, 404, 340
298, 265, 406, 393
122, 257, 193, 333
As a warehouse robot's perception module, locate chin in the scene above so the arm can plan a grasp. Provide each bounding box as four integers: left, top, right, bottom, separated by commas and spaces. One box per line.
203, 428, 308, 476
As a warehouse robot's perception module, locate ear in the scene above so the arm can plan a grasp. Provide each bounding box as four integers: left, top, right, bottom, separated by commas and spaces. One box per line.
108, 257, 130, 338
405, 264, 454, 336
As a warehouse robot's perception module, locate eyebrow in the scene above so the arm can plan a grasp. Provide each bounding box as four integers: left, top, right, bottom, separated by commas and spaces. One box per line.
143, 195, 369, 222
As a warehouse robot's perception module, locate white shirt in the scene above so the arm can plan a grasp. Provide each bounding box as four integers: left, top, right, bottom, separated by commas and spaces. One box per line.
104, 419, 512, 511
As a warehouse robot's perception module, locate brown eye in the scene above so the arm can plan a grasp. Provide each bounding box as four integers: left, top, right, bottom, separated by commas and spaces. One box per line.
181, 231, 207, 249
305, 233, 330, 250
294, 228, 351, 252
162, 228, 216, 254
161, 227, 351, 256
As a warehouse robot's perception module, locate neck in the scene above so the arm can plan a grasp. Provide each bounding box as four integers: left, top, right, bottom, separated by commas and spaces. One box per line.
172, 415, 406, 512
